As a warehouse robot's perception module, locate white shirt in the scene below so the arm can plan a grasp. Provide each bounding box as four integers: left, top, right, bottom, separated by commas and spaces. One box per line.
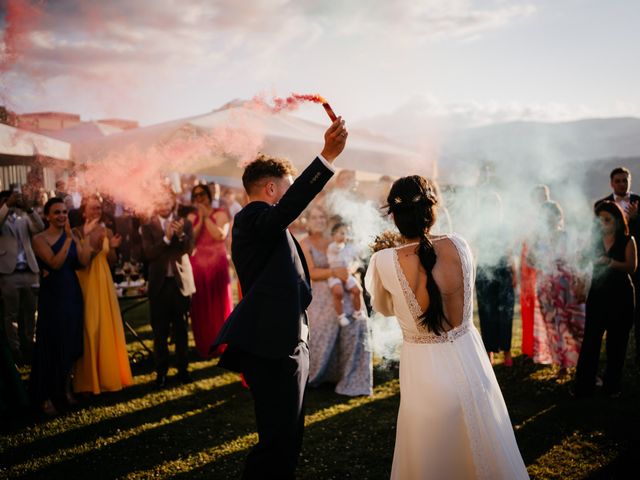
614, 193, 631, 220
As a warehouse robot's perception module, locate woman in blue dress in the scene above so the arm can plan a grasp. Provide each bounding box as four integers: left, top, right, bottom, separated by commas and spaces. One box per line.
31, 197, 92, 415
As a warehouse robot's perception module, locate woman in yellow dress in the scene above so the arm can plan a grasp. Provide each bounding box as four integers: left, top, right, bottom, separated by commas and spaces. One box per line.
73, 195, 133, 394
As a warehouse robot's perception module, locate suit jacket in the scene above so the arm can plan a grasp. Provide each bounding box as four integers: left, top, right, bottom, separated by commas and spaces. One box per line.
0, 204, 45, 274
214, 157, 334, 359
141, 216, 196, 298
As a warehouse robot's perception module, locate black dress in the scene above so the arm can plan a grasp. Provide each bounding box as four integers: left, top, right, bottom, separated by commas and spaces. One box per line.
29, 233, 84, 405
575, 235, 635, 395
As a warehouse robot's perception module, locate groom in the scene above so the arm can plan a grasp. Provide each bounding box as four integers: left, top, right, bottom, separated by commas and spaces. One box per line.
213, 118, 348, 479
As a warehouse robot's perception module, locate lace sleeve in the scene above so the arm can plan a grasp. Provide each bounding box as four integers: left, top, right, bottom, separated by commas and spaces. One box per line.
365, 251, 394, 316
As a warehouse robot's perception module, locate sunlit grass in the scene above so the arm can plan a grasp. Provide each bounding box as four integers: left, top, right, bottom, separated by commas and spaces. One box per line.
2, 300, 639, 479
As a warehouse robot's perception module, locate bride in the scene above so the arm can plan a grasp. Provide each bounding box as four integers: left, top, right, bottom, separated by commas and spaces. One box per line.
365, 176, 529, 479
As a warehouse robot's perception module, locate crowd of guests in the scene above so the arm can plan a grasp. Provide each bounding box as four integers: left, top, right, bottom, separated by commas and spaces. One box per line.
1, 164, 638, 417
469, 166, 639, 398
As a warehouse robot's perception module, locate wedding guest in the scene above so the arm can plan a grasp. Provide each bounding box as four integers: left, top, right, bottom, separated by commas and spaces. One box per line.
31, 197, 92, 414
222, 187, 243, 219
530, 201, 585, 378
474, 192, 517, 366
520, 184, 551, 358
0, 191, 44, 365
72, 195, 133, 395
575, 201, 636, 396
141, 191, 196, 388
594, 167, 640, 364
300, 206, 372, 396
187, 184, 233, 358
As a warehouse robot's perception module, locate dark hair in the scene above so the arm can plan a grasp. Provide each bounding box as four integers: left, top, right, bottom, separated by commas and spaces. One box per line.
610, 167, 631, 180
595, 200, 629, 238
242, 154, 297, 195
44, 197, 65, 215
0, 190, 11, 202
191, 183, 212, 203
331, 222, 348, 236
386, 175, 448, 334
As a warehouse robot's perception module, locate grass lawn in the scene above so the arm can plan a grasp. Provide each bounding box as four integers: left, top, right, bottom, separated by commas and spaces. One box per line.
2, 299, 640, 479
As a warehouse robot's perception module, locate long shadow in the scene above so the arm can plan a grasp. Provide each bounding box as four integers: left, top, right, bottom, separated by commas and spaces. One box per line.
169, 391, 401, 479
12, 388, 258, 479
3, 376, 244, 468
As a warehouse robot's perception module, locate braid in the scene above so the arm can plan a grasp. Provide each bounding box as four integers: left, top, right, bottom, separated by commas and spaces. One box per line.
417, 232, 448, 334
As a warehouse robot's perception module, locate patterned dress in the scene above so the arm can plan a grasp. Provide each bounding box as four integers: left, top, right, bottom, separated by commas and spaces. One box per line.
532, 232, 585, 368
304, 240, 372, 396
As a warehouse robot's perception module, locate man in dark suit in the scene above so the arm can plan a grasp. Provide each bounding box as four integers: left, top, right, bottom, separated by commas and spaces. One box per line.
595, 166, 640, 362
141, 192, 196, 388
213, 118, 348, 479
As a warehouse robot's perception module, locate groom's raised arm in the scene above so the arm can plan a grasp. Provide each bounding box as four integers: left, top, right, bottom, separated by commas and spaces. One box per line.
252, 118, 348, 235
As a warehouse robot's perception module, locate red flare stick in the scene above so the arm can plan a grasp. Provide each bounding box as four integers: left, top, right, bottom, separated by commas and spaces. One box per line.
322, 102, 338, 122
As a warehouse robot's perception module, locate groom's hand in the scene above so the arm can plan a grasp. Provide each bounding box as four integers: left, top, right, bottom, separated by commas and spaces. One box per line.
321, 117, 348, 163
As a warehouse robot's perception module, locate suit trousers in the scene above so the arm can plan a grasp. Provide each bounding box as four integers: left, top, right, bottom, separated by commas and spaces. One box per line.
575, 285, 634, 395
0, 271, 38, 356
149, 278, 191, 376
240, 342, 309, 480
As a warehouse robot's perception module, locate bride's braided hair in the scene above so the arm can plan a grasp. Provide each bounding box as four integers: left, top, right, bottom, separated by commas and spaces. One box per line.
386, 176, 449, 334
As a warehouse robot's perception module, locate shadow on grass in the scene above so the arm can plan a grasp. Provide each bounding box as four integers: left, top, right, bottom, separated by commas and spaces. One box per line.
2, 372, 242, 468
168, 389, 401, 480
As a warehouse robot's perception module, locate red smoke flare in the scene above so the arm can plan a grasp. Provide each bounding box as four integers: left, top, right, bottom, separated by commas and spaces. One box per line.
250, 93, 338, 122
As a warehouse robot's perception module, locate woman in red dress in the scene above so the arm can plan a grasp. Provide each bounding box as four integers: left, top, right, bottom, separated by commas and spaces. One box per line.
188, 184, 233, 358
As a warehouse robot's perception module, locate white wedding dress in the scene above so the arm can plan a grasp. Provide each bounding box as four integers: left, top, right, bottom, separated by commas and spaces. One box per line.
365, 234, 529, 480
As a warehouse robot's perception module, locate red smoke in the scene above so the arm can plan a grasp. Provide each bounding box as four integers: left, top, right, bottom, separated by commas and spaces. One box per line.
0, 0, 42, 73
248, 93, 336, 120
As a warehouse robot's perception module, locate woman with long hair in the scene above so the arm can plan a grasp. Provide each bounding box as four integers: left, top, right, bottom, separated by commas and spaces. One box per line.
365, 176, 528, 479
575, 201, 637, 396
187, 183, 233, 358
31, 197, 92, 414
300, 204, 372, 396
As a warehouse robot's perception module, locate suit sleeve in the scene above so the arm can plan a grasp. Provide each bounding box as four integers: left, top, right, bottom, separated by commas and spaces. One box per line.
251, 157, 334, 238
180, 220, 195, 256
141, 224, 166, 261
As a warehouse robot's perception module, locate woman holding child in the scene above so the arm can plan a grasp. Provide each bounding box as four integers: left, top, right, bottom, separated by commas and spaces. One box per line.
300, 205, 372, 396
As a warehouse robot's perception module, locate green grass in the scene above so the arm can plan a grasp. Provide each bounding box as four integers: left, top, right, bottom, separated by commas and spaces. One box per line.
1, 300, 639, 479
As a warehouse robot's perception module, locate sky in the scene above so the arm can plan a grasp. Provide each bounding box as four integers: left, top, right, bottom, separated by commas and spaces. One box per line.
1, 0, 639, 130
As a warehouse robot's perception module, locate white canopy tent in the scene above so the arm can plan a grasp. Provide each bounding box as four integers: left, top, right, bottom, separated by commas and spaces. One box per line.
0, 123, 71, 160
72, 103, 432, 181
0, 124, 72, 191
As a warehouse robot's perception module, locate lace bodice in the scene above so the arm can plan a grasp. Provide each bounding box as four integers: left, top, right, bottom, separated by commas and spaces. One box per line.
365, 233, 475, 344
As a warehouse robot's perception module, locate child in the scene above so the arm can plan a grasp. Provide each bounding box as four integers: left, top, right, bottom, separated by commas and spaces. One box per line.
327, 222, 365, 326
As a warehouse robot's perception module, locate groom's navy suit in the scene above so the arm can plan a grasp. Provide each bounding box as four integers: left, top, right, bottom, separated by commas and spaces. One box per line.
214, 157, 334, 479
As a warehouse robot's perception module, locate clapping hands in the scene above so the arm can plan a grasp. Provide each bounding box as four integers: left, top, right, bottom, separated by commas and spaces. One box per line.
626, 200, 639, 220
110, 233, 122, 248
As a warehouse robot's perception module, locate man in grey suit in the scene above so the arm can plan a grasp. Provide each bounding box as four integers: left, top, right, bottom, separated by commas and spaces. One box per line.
0, 190, 45, 364
141, 192, 196, 388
